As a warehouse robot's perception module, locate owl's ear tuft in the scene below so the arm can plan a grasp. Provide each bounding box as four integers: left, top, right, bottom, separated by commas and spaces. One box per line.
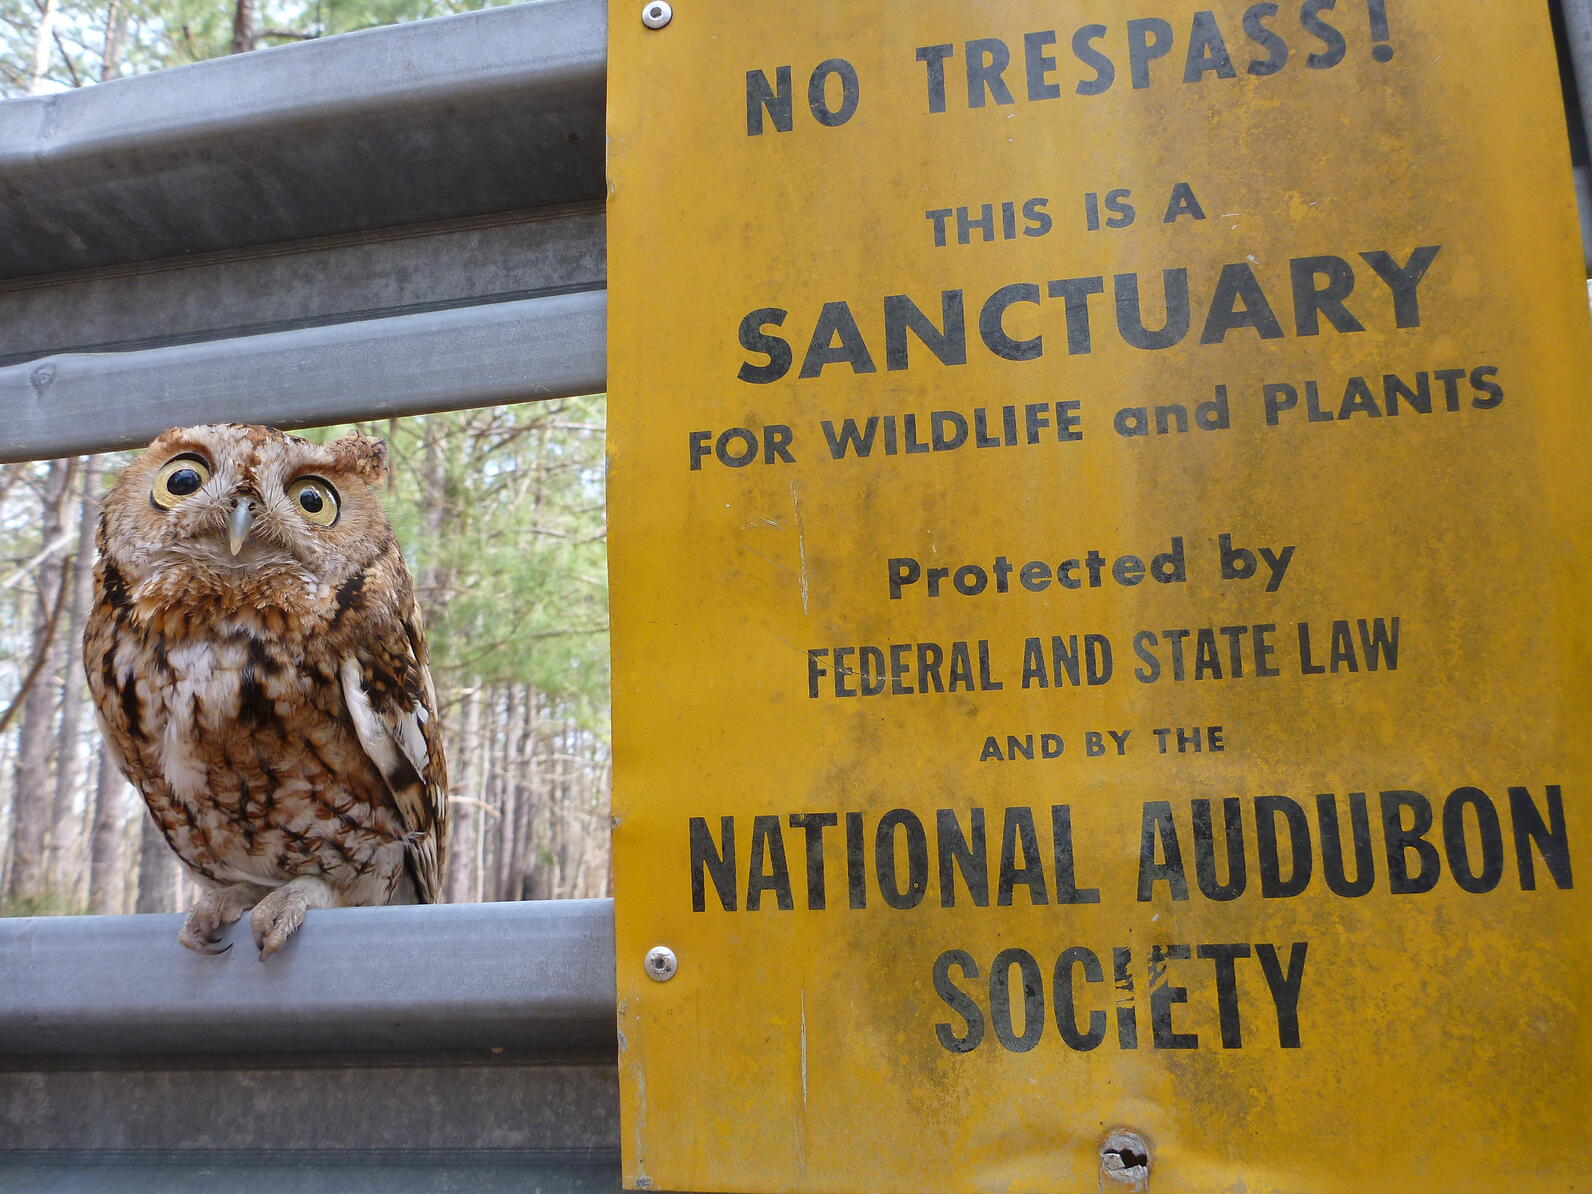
331, 433, 388, 484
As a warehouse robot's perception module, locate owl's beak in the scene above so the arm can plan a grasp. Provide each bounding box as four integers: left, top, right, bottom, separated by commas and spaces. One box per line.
227, 501, 255, 557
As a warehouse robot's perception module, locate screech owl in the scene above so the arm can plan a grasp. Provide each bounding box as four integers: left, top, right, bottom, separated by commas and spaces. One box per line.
85, 423, 447, 957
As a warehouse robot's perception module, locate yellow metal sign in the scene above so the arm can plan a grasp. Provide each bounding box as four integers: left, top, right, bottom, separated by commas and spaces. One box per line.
607, 2, 1592, 1189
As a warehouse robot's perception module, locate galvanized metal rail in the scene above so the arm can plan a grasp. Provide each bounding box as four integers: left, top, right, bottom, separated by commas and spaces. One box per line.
0, 901, 625, 1191
0, 1, 604, 278
0, 289, 605, 462
0, 899, 615, 1058
0, 0, 607, 462
1564, 1, 1592, 153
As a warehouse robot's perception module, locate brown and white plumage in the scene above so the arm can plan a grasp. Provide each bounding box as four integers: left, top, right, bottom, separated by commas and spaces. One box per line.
85, 423, 446, 956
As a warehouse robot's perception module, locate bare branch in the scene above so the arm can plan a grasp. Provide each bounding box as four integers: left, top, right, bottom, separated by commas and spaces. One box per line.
52, 28, 81, 87
444, 623, 609, 674
0, 531, 72, 595
446, 796, 502, 820
0, 560, 72, 735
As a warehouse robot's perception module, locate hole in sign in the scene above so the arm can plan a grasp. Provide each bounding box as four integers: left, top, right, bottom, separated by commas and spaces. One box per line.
1100, 1130, 1151, 1190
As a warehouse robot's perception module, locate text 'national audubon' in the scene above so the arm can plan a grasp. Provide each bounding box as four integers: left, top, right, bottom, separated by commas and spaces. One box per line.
687, 787, 1572, 913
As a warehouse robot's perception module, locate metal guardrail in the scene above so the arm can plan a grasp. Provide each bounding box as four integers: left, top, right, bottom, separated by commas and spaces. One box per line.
1564, 2, 1592, 149
0, 204, 604, 367
0, 901, 624, 1191
0, 899, 615, 1059
0, 0, 607, 463
0, 0, 604, 279
0, 289, 605, 462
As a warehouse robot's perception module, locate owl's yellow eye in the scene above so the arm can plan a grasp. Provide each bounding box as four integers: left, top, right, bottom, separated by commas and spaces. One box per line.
286, 477, 340, 527
151, 455, 212, 510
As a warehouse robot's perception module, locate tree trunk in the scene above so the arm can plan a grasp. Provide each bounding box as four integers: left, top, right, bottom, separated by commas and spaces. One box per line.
492, 691, 518, 901
134, 812, 175, 913
415, 419, 458, 714
86, 746, 126, 913
597, 756, 614, 897
100, 0, 127, 80
45, 457, 99, 894
513, 686, 538, 898
471, 689, 492, 903
28, 0, 60, 93
546, 726, 568, 898
417, 422, 449, 614
3, 458, 76, 909
518, 691, 550, 900
482, 687, 507, 900
230, 0, 258, 54
444, 688, 477, 904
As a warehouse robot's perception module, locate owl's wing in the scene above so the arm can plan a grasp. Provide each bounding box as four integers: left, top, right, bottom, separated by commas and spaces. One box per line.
339, 598, 448, 903
83, 574, 156, 805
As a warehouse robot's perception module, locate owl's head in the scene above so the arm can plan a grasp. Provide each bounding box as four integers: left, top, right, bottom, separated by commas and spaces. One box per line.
101, 423, 395, 610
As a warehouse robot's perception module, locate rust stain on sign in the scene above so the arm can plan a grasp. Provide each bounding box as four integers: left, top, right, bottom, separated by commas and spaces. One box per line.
607, 2, 1592, 1191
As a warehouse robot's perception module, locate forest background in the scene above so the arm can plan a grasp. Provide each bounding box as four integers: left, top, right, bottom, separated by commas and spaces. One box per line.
0, 0, 612, 914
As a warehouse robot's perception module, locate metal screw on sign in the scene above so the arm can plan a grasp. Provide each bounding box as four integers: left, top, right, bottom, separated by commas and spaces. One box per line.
641, 1, 672, 29
644, 945, 678, 981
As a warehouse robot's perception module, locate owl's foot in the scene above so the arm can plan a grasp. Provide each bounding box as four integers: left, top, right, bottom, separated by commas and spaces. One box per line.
251, 876, 336, 959
179, 882, 270, 955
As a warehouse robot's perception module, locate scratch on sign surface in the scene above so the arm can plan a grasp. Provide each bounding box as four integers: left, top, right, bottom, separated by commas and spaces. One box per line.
790, 481, 809, 614
800, 989, 809, 1110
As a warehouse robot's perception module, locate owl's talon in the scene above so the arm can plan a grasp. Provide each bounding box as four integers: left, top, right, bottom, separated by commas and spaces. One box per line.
250, 878, 327, 959
178, 881, 268, 955
178, 924, 232, 955
179, 928, 226, 954
255, 912, 300, 959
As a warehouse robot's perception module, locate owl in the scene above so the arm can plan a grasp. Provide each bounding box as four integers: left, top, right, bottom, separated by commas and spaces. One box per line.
85, 424, 447, 957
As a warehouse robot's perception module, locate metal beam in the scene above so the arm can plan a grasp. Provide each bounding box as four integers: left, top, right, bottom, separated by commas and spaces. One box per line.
0, 0, 605, 279
1564, 1, 1592, 162
1, 1066, 621, 1151
0, 900, 630, 1187
0, 288, 606, 463
0, 898, 616, 1059
0, 1153, 622, 1194
0, 205, 605, 369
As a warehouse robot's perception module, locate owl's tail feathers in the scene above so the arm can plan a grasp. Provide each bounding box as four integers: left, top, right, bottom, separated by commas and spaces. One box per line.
387, 869, 422, 906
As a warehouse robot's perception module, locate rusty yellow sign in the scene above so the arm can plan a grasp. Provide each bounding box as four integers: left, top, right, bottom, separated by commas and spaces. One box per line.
607, 2, 1592, 1189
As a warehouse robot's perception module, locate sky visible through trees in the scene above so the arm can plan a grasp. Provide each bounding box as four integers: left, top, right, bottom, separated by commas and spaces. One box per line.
0, 0, 515, 93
